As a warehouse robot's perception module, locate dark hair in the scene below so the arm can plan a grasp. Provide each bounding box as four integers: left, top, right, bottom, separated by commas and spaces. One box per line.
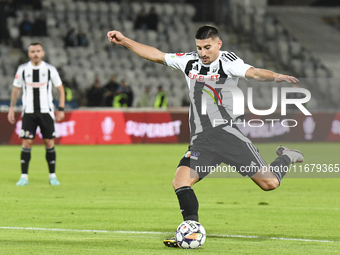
28, 42, 43, 52
28, 42, 43, 51
30, 42, 43, 47
195, 25, 219, 40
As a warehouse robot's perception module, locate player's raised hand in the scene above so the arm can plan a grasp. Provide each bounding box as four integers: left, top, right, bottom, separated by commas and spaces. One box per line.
275, 75, 299, 84
107, 30, 125, 45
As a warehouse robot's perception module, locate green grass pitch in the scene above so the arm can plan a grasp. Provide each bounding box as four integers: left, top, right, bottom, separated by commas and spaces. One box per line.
0, 143, 339, 254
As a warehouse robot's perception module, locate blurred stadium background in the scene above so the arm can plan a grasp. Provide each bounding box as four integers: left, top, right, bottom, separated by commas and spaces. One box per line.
1, 1, 340, 253
1, 0, 340, 145
0, 0, 339, 110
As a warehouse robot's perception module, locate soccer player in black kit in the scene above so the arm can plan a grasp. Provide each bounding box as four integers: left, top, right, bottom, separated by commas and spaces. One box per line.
107, 25, 304, 247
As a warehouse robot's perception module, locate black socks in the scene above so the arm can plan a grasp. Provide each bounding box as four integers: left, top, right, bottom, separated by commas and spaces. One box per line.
46, 147, 56, 174
20, 147, 56, 175
270, 155, 290, 184
175, 186, 199, 222
21, 147, 31, 174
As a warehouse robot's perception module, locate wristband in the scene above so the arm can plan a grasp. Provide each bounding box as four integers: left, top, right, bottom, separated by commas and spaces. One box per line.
58, 107, 64, 111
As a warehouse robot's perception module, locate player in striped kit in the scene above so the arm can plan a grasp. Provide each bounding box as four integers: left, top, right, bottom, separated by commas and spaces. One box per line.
7, 42, 65, 186
107, 25, 304, 247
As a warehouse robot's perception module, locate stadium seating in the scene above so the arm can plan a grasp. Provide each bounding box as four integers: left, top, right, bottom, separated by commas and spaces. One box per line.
0, 1, 337, 109
228, 1, 338, 109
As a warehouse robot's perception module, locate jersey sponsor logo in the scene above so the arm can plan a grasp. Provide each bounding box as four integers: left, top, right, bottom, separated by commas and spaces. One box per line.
188, 71, 220, 82
15, 73, 18, 79
175, 53, 186, 57
25, 81, 48, 87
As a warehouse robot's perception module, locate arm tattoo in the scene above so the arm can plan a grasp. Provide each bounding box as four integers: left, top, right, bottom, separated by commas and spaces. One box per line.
10, 89, 19, 107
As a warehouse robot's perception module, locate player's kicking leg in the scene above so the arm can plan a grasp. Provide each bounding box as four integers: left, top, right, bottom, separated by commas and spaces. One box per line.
163, 237, 179, 248
252, 145, 304, 190
275, 145, 304, 163
164, 145, 304, 247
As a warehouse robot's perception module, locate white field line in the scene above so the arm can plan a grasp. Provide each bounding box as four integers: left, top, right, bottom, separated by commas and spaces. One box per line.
0, 226, 339, 243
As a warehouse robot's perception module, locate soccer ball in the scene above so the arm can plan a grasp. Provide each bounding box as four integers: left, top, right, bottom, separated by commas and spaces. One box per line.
175, 220, 206, 249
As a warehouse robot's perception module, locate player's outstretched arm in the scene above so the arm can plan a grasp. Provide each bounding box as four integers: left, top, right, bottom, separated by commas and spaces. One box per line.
7, 87, 21, 124
245, 67, 299, 83
107, 30, 165, 64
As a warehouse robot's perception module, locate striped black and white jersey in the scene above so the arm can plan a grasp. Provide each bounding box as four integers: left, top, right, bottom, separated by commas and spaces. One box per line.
164, 51, 252, 137
13, 61, 62, 115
